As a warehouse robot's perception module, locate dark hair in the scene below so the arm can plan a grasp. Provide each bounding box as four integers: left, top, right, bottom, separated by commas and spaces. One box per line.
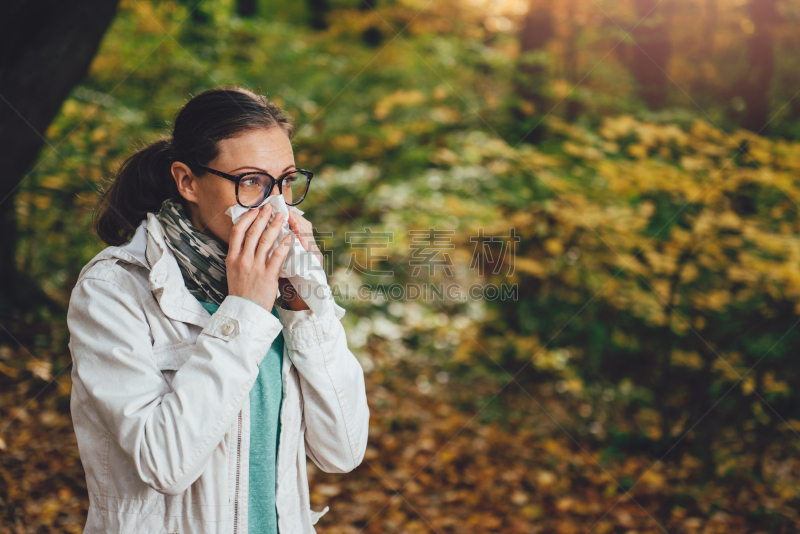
93, 86, 296, 246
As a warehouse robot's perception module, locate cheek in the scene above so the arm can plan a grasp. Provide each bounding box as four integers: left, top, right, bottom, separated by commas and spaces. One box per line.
200, 203, 235, 245
199, 179, 237, 210
197, 176, 236, 207
212, 180, 238, 206
197, 181, 237, 243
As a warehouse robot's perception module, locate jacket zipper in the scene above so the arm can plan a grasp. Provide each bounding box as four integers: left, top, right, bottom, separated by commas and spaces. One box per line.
234, 409, 242, 534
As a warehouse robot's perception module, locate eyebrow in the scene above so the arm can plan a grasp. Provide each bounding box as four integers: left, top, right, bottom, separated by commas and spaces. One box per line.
231, 164, 296, 174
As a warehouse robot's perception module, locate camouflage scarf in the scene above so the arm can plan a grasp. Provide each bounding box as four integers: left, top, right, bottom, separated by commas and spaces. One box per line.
154, 198, 229, 306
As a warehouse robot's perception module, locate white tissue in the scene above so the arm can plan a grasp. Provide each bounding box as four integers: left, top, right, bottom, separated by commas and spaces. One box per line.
224, 195, 334, 318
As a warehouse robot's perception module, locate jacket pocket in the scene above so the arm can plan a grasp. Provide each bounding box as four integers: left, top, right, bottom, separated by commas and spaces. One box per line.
101, 444, 166, 530
153, 341, 196, 371
100, 427, 233, 531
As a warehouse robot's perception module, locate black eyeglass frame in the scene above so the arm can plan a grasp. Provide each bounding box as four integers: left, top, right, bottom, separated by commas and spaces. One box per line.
195, 164, 314, 208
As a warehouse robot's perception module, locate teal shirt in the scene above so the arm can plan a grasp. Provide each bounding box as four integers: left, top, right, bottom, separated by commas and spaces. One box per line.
198, 298, 283, 534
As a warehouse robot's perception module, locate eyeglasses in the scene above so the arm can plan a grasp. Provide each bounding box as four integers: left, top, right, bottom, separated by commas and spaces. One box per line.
195, 164, 314, 208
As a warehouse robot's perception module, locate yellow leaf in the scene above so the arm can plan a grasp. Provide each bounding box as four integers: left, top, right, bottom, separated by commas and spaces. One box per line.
32, 194, 52, 210
431, 106, 460, 124
91, 127, 108, 143
374, 89, 425, 120
537, 470, 556, 486
627, 143, 648, 159
563, 141, 604, 161
763, 371, 789, 396
544, 238, 563, 256
641, 470, 666, 490
555, 496, 574, 511
62, 100, 81, 118
521, 504, 543, 518
742, 375, 755, 395
40, 499, 61, 525
780, 419, 800, 432
519, 101, 535, 116
671, 350, 703, 370
26, 359, 52, 381
40, 175, 66, 190
331, 134, 358, 151
680, 263, 699, 283
314, 483, 341, 497
515, 257, 546, 277
567, 378, 583, 393
0, 361, 18, 378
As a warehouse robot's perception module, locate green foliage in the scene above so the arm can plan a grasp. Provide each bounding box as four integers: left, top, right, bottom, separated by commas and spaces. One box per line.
456, 115, 800, 459
16, 0, 800, 479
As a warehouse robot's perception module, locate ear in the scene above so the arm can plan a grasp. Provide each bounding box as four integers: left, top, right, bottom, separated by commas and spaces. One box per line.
171, 162, 200, 204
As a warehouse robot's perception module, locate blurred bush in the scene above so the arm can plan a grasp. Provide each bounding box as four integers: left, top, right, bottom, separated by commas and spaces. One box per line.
443, 115, 800, 474
13, 0, 800, 480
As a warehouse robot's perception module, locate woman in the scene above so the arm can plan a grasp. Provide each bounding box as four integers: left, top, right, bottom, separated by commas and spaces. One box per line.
67, 86, 370, 534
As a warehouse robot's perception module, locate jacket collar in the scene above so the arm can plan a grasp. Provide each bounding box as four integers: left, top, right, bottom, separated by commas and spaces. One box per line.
82, 214, 212, 330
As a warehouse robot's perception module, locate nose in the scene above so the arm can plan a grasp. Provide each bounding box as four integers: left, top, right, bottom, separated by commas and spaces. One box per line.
271, 181, 292, 203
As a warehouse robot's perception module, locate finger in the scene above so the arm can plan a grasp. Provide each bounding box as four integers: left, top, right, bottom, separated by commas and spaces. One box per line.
242, 203, 273, 258
265, 232, 294, 277
297, 232, 313, 254
228, 207, 261, 258
290, 211, 309, 230
255, 212, 285, 264
289, 215, 312, 245
289, 210, 311, 231
285, 211, 318, 265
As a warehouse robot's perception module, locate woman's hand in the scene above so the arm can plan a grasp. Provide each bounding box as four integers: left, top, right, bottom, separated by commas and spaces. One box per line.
226, 203, 294, 310
279, 210, 325, 311
288, 209, 324, 267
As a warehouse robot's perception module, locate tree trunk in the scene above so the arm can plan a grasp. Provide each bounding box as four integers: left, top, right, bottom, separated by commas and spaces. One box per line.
177, 0, 208, 24
238, 0, 257, 18
629, 0, 672, 109
738, 0, 781, 133
360, 0, 383, 47
0, 0, 120, 318
516, 0, 554, 143
307, 0, 330, 30
564, 0, 581, 121
689, 0, 717, 106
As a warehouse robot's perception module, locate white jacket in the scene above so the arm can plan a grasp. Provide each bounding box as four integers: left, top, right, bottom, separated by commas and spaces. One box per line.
67, 213, 369, 533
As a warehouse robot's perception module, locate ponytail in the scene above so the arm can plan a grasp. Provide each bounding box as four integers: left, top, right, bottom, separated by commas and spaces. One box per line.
93, 138, 179, 246
93, 85, 295, 247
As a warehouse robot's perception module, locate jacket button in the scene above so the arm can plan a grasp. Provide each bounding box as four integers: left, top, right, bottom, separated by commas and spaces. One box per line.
221, 323, 235, 336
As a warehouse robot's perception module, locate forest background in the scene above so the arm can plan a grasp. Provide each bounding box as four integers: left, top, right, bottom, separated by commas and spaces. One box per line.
2, 0, 800, 532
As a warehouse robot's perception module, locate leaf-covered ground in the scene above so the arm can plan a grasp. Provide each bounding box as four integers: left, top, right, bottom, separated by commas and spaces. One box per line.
1, 337, 797, 533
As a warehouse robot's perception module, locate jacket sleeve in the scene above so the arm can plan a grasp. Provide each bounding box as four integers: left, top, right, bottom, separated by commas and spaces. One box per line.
67, 274, 283, 496
275, 302, 370, 473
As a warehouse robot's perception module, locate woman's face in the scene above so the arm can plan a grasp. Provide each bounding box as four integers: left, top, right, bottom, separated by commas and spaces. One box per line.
171, 127, 295, 246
